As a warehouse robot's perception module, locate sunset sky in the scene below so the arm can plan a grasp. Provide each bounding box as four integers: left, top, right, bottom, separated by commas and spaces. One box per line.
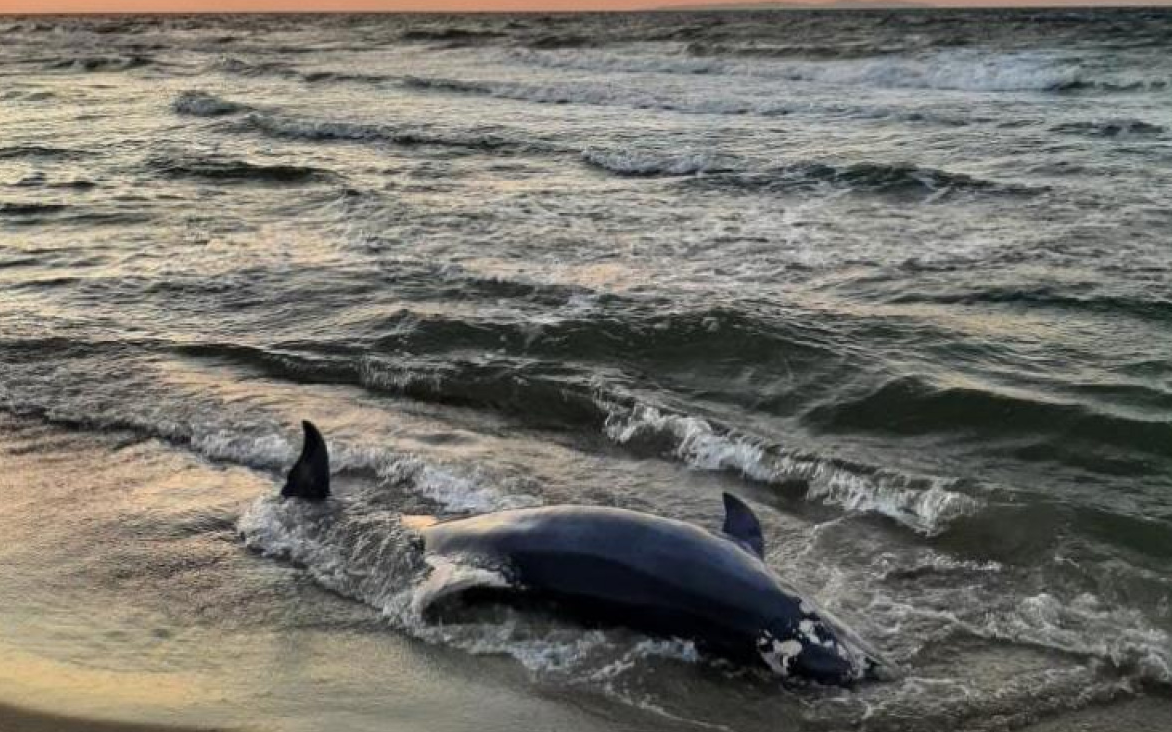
4, 0, 1172, 14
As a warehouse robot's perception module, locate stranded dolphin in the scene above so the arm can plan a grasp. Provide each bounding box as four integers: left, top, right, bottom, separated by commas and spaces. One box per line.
280, 420, 887, 685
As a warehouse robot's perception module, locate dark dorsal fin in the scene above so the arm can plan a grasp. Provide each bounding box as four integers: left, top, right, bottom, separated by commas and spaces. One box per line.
722, 493, 764, 558
281, 420, 329, 502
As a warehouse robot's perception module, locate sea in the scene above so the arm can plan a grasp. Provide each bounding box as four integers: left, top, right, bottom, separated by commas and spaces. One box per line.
0, 8, 1170, 732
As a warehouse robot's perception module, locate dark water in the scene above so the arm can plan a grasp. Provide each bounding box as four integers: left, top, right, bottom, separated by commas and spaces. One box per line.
1, 8, 1170, 731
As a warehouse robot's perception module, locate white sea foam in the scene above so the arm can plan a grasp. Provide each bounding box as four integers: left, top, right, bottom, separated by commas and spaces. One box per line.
376, 455, 540, 514
972, 592, 1172, 684
803, 468, 979, 536
603, 403, 980, 535
580, 148, 724, 176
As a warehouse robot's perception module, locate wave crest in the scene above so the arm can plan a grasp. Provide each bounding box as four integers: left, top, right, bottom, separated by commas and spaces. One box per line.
602, 403, 981, 535
581, 148, 728, 177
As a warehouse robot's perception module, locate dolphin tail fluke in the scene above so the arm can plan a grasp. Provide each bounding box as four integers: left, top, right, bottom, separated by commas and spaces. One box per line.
281, 420, 330, 501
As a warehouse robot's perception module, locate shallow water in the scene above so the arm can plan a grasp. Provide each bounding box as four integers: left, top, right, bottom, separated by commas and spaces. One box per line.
1, 8, 1171, 731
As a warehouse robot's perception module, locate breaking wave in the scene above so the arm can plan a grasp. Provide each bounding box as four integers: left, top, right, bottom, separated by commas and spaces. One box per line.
170, 341, 982, 536
506, 47, 1162, 93
581, 148, 731, 177
601, 403, 981, 536
223, 108, 1027, 195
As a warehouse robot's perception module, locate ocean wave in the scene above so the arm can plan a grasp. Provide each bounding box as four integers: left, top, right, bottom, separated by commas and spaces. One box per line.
685, 41, 914, 60
172, 90, 249, 117
230, 109, 1015, 195
798, 52, 1090, 92
0, 379, 533, 517
188, 424, 536, 516
403, 75, 493, 95
235, 111, 544, 155
0, 89, 56, 102
46, 55, 152, 73
523, 34, 595, 50
506, 48, 1151, 93
804, 374, 1172, 461
0, 202, 68, 216
166, 336, 977, 536
602, 403, 981, 536
506, 48, 724, 77
210, 56, 390, 85
0, 145, 91, 160
399, 27, 505, 44
402, 74, 974, 125
1050, 118, 1165, 137
580, 148, 731, 177
298, 69, 391, 84
9, 173, 94, 190
1064, 78, 1170, 92
693, 161, 1039, 196
211, 56, 298, 79
146, 153, 331, 184
888, 286, 1172, 323
403, 74, 800, 117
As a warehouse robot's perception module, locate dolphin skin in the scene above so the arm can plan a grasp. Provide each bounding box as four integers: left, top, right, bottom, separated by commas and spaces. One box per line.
281, 420, 885, 685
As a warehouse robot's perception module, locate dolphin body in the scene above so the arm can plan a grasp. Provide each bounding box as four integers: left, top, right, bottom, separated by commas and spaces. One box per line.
281, 421, 886, 685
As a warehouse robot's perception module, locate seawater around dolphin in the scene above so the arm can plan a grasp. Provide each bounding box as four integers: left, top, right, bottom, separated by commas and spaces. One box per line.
244, 421, 886, 686
1, 7, 1172, 732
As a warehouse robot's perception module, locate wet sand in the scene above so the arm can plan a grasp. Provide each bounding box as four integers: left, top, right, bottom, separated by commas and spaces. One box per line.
0, 703, 226, 732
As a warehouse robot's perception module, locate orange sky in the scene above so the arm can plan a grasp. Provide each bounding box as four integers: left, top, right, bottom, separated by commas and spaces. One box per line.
1, 0, 1168, 13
